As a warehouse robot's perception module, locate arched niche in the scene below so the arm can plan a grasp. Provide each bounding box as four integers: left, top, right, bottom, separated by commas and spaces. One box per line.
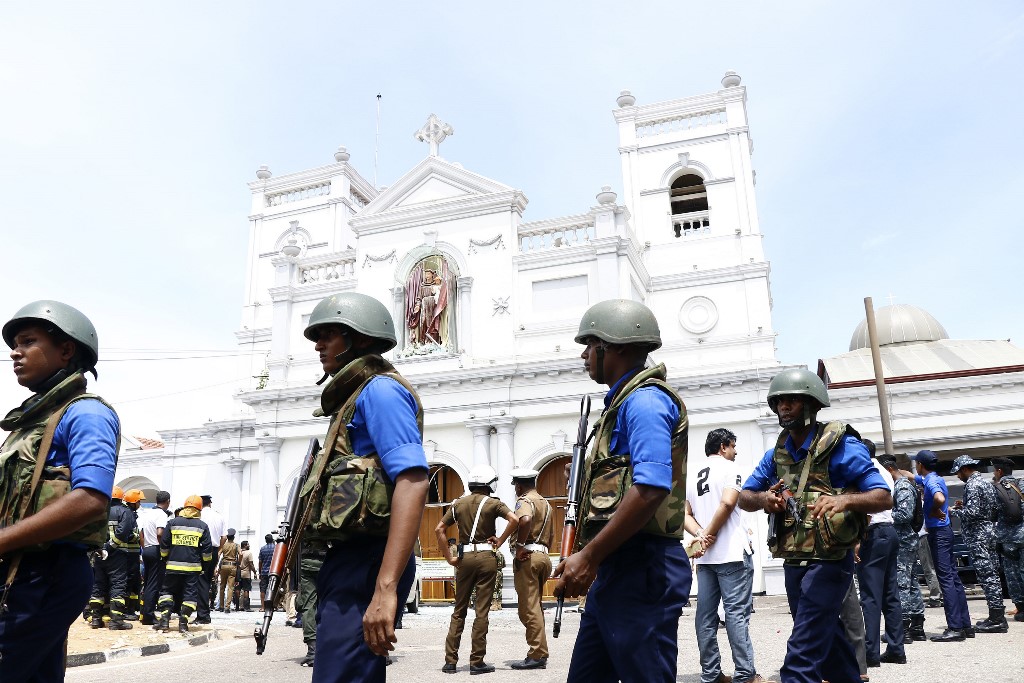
393, 243, 467, 358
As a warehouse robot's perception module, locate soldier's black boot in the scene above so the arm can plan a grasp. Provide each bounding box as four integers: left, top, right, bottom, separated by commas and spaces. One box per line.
108, 615, 133, 630
300, 641, 316, 667
910, 614, 927, 641
1014, 602, 1024, 622
976, 606, 1008, 633
902, 618, 913, 644
179, 619, 189, 633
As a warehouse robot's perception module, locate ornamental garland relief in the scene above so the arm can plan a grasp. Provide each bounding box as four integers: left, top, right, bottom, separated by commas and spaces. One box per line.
678, 296, 718, 335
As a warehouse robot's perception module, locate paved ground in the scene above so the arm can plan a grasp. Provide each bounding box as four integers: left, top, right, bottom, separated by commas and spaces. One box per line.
67, 597, 1024, 681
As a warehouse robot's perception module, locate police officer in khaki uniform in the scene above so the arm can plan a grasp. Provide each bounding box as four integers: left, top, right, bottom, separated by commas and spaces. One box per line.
436, 464, 519, 675
217, 528, 239, 613
508, 467, 553, 671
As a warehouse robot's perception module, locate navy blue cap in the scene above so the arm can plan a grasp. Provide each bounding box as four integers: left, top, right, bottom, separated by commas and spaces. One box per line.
911, 450, 939, 467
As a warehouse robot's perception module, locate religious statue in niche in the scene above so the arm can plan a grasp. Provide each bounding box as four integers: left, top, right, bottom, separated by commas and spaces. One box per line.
402, 255, 455, 356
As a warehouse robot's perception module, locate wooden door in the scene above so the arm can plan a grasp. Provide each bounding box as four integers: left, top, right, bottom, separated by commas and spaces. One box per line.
537, 456, 577, 602
418, 465, 464, 602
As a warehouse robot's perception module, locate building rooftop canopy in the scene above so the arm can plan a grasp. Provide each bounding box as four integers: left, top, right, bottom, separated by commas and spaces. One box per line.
849, 304, 949, 352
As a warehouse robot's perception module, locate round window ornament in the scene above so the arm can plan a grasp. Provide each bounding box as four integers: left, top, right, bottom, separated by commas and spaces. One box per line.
679, 296, 718, 335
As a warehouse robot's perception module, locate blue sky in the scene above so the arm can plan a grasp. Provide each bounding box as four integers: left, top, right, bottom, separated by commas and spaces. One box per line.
2, 2, 1022, 435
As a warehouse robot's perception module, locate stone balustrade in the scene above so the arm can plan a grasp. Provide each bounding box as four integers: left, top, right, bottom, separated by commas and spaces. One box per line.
297, 251, 356, 284
518, 217, 596, 252
266, 181, 332, 207
636, 109, 726, 138
672, 210, 711, 238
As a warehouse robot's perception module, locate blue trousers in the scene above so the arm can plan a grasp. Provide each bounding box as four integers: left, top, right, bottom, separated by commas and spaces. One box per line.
781, 553, 860, 683
856, 524, 904, 661
567, 535, 691, 683
926, 526, 971, 629
141, 545, 164, 623
313, 537, 415, 683
0, 546, 93, 683
696, 554, 756, 683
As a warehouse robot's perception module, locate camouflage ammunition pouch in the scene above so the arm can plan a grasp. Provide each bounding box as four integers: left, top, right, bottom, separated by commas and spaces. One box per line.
0, 372, 115, 552
300, 355, 423, 541
576, 364, 688, 549
768, 421, 867, 561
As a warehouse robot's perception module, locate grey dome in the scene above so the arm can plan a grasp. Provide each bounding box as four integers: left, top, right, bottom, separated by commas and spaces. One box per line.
849, 304, 949, 351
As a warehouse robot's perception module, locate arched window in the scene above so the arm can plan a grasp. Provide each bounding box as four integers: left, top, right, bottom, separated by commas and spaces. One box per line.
670, 173, 710, 238
418, 464, 465, 602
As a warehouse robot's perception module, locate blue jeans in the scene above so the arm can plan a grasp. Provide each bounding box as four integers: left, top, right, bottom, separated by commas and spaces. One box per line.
782, 553, 860, 683
856, 523, 904, 661
926, 526, 971, 630
696, 554, 756, 683
567, 535, 691, 683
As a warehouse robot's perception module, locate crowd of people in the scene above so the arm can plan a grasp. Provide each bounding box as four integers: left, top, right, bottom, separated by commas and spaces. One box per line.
1, 296, 1023, 683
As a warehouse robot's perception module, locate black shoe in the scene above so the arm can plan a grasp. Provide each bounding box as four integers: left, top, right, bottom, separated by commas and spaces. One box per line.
930, 628, 966, 642
441, 663, 457, 674
510, 658, 547, 670
179, 620, 189, 633
925, 597, 943, 608
155, 616, 170, 632
469, 663, 495, 675
89, 616, 104, 629
194, 616, 212, 625
385, 657, 394, 666
866, 660, 880, 668
108, 617, 133, 631
963, 625, 975, 638
140, 616, 155, 626
124, 613, 139, 621
300, 641, 316, 667
976, 606, 1009, 633
879, 651, 907, 664
909, 614, 927, 641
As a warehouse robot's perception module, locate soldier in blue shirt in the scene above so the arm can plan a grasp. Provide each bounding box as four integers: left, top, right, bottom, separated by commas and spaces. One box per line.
302, 293, 428, 683
910, 450, 972, 641
0, 301, 119, 682
554, 300, 690, 683
739, 368, 890, 683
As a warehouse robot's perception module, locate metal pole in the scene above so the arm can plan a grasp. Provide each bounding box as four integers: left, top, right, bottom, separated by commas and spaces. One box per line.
374, 94, 381, 189
864, 297, 894, 455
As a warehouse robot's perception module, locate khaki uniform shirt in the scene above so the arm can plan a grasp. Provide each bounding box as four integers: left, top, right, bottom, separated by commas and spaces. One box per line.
220, 540, 239, 564
514, 490, 554, 548
239, 549, 256, 579
442, 493, 512, 544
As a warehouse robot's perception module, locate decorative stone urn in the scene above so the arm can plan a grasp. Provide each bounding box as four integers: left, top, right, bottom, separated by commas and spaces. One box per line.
596, 185, 617, 205
721, 71, 742, 88
616, 90, 636, 107
334, 146, 350, 162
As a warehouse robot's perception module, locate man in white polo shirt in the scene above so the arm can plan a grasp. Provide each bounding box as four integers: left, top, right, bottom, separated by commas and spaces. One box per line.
686, 429, 769, 683
139, 490, 171, 625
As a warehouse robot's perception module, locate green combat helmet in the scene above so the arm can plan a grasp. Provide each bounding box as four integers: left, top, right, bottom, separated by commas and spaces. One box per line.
303, 292, 397, 353
766, 368, 830, 412
3, 300, 100, 371
574, 299, 662, 350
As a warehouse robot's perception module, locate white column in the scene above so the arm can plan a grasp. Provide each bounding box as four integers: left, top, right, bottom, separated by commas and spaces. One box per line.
391, 286, 405, 353
465, 421, 491, 467
258, 437, 283, 535
491, 417, 518, 508
225, 458, 245, 531
456, 276, 473, 356
267, 257, 296, 385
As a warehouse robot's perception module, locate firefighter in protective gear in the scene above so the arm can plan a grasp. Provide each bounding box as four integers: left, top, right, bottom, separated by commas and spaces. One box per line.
555, 299, 691, 683
0, 300, 120, 680
156, 495, 213, 633
89, 486, 140, 630
123, 488, 146, 620
738, 368, 892, 683
300, 292, 429, 682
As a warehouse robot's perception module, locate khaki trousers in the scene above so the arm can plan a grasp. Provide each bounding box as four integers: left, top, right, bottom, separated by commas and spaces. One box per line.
445, 550, 497, 666
513, 552, 552, 660
217, 565, 236, 610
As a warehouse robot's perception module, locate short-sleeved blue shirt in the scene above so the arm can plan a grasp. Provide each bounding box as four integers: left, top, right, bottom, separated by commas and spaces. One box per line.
45, 399, 119, 496
606, 369, 679, 492
348, 375, 427, 482
743, 428, 887, 493
915, 472, 950, 529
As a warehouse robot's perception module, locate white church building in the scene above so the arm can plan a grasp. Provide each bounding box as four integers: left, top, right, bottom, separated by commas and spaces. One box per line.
116, 72, 798, 597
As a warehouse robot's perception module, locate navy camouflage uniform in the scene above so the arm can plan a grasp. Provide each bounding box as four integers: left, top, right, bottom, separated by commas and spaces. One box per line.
892, 477, 925, 619
995, 475, 1024, 609
950, 471, 1002, 610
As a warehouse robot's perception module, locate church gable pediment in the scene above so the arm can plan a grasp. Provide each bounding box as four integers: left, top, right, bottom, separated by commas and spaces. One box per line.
359, 156, 515, 217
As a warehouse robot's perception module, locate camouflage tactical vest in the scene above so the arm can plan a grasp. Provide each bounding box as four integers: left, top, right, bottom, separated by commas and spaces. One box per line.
769, 421, 867, 561
301, 355, 424, 541
575, 364, 688, 550
0, 372, 115, 552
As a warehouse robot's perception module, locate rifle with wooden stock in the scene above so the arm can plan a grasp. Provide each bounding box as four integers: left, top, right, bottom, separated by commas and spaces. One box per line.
254, 437, 320, 655
553, 395, 591, 638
